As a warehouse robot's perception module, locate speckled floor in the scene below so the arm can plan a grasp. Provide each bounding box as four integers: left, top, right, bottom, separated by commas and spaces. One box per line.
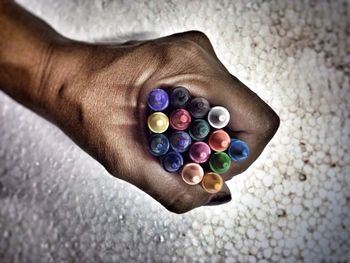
0, 0, 349, 262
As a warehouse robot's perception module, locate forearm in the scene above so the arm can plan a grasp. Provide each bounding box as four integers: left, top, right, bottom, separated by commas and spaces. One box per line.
0, 1, 67, 117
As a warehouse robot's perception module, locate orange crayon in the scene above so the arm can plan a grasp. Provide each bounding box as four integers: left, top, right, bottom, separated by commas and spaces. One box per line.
201, 172, 223, 194
208, 130, 230, 152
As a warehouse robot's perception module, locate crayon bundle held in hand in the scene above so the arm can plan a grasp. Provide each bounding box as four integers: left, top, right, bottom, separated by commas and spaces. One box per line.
146, 87, 250, 194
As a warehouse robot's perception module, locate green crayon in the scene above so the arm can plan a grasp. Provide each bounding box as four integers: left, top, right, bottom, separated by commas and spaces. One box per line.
209, 152, 231, 174
189, 119, 210, 141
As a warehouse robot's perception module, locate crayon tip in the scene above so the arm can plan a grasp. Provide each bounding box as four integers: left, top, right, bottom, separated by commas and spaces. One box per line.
218, 114, 226, 122
180, 115, 188, 123
214, 183, 221, 191
156, 119, 164, 127
192, 176, 200, 183
148, 112, 169, 133
200, 152, 207, 159
221, 141, 229, 147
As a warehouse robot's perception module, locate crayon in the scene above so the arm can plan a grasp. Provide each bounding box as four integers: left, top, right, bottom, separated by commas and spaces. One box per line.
189, 119, 210, 141
228, 139, 250, 162
188, 97, 210, 118
208, 130, 230, 152
201, 172, 223, 194
181, 163, 204, 185
147, 112, 169, 133
170, 131, 192, 153
169, 109, 191, 130
170, 86, 191, 108
189, 142, 211, 163
161, 152, 184, 173
148, 134, 170, 156
207, 106, 230, 129
209, 152, 231, 174
147, 88, 169, 111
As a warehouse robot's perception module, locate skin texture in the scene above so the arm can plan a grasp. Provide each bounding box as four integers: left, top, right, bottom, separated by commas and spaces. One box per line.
0, 2, 280, 214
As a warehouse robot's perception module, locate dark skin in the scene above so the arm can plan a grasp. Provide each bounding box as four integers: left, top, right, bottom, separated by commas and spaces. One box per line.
0, 1, 280, 214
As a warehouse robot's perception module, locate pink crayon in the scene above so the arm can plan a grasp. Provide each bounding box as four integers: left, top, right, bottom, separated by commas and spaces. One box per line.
189, 142, 211, 163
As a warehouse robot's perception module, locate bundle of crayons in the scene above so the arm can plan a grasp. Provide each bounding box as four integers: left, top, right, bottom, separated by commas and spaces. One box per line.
146, 87, 249, 194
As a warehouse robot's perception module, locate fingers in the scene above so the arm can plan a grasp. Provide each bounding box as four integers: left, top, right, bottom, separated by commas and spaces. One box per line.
204, 76, 280, 181
134, 158, 231, 214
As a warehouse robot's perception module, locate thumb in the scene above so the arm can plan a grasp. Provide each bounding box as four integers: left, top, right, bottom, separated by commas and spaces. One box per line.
202, 183, 231, 206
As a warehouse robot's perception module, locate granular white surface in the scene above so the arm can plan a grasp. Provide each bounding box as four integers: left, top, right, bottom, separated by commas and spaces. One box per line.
0, 0, 349, 262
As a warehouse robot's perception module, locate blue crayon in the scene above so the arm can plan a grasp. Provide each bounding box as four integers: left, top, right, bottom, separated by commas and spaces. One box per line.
147, 88, 169, 111
228, 139, 250, 162
170, 131, 192, 153
149, 134, 170, 156
161, 152, 184, 173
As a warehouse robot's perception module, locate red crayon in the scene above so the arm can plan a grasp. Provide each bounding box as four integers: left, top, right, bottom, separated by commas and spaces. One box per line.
170, 109, 191, 131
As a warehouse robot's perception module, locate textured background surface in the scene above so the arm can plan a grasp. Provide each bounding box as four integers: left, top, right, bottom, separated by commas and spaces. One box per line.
1, 0, 349, 262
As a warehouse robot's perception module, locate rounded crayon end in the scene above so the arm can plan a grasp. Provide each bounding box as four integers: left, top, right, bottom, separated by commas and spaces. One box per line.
189, 142, 211, 163
201, 172, 223, 194
147, 88, 169, 111
188, 97, 210, 118
170, 109, 191, 130
170, 131, 192, 153
181, 163, 204, 185
208, 106, 230, 129
170, 86, 191, 108
149, 134, 170, 156
209, 152, 231, 174
162, 152, 183, 173
228, 139, 250, 162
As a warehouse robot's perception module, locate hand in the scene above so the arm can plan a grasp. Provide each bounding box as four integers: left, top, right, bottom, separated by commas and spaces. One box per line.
0, 4, 280, 213
38, 31, 279, 213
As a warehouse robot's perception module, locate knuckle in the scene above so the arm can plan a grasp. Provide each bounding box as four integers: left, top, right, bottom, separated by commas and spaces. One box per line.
258, 110, 280, 138
266, 111, 281, 132
186, 30, 210, 43
166, 39, 204, 62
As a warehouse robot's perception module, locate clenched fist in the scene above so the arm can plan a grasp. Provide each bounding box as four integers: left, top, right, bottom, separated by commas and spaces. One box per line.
0, 2, 280, 213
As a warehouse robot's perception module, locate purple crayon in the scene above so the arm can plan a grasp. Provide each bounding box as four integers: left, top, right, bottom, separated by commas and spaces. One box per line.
170, 131, 192, 153
147, 88, 169, 111
189, 142, 211, 163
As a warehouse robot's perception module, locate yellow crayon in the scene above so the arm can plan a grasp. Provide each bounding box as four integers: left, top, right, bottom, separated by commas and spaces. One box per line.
147, 112, 169, 133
